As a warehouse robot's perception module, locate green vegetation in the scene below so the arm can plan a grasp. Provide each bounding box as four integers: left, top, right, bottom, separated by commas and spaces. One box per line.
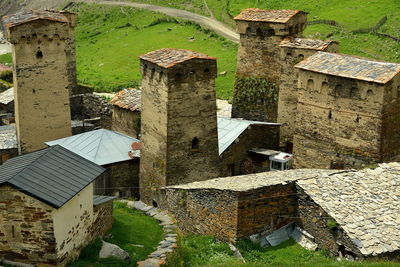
68, 201, 164, 267
0, 53, 12, 65
326, 218, 338, 230
70, 3, 237, 99
233, 76, 278, 106
166, 235, 400, 267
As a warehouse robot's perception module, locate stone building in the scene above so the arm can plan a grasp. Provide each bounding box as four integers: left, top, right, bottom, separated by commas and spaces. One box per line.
294, 52, 400, 168
2, 10, 75, 153
0, 145, 115, 266
46, 129, 141, 198
232, 8, 307, 122
278, 38, 338, 151
110, 88, 141, 138
0, 125, 17, 164
0, 87, 14, 113
139, 48, 220, 205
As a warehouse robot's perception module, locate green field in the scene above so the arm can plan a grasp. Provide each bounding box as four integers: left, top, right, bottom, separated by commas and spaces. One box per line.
166, 235, 400, 267
68, 202, 164, 266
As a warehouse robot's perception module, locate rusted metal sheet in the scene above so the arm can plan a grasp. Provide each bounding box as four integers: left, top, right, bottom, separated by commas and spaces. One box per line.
279, 37, 337, 51
295, 52, 400, 84
234, 8, 304, 23
2, 10, 68, 30
110, 88, 141, 112
140, 48, 216, 69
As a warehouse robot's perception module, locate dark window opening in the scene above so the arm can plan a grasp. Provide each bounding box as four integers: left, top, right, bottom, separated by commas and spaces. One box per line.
152, 200, 158, 208
328, 110, 332, 119
256, 28, 264, 39
229, 164, 235, 176
191, 137, 199, 151
267, 29, 275, 36
307, 79, 314, 91
150, 68, 155, 78
313, 131, 317, 135
204, 68, 210, 73
355, 115, 360, 122
286, 52, 292, 57
286, 142, 293, 154
12, 225, 15, 238
175, 73, 182, 80
298, 54, 304, 61
36, 50, 43, 59
246, 27, 252, 34
261, 98, 265, 104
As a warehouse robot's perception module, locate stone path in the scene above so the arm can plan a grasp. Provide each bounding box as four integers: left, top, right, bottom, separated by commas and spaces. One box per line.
119, 200, 178, 267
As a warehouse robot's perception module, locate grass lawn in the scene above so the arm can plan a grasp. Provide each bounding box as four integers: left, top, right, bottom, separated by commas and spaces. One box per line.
0, 53, 12, 65
69, 3, 237, 99
166, 235, 400, 267
68, 201, 164, 267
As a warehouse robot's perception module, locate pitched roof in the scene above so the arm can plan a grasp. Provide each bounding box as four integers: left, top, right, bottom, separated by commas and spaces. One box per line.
0, 125, 17, 150
140, 48, 216, 69
0, 145, 105, 208
295, 52, 400, 84
46, 129, 140, 166
297, 163, 400, 256
0, 87, 14, 105
234, 8, 304, 23
93, 195, 117, 206
279, 37, 337, 51
2, 10, 69, 30
217, 117, 279, 155
110, 88, 141, 112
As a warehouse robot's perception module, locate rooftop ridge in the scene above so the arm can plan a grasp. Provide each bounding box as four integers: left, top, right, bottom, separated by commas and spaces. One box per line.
234, 8, 305, 23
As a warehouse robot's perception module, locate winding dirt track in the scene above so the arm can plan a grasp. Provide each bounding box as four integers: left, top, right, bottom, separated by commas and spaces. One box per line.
74, 0, 240, 43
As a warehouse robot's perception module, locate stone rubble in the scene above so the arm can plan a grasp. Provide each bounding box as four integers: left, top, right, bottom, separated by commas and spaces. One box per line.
119, 200, 178, 267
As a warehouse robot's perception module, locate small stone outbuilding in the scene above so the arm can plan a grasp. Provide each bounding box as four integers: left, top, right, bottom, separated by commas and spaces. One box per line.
0, 145, 114, 266
46, 129, 140, 198
0, 124, 17, 164
110, 88, 141, 138
0, 87, 13, 113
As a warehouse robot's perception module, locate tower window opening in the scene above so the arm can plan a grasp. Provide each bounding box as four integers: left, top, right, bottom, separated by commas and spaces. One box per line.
36, 50, 43, 59
204, 68, 210, 73
191, 137, 199, 151
328, 110, 332, 119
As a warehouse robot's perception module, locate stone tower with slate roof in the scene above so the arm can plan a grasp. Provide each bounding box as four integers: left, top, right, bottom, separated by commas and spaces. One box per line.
139, 48, 220, 205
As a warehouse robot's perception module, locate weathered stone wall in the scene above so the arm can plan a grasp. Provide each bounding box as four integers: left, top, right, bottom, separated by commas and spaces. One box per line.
6, 19, 73, 153
111, 106, 140, 138
140, 58, 220, 205
294, 70, 386, 169
0, 185, 57, 265
278, 44, 338, 150
90, 201, 114, 240
0, 148, 18, 165
53, 184, 94, 266
106, 159, 140, 199
232, 13, 307, 122
219, 124, 279, 177
161, 188, 239, 242
70, 93, 112, 128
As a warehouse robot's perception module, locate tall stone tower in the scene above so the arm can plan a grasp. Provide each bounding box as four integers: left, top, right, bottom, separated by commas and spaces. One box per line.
139, 48, 220, 205
232, 8, 307, 122
3, 10, 74, 153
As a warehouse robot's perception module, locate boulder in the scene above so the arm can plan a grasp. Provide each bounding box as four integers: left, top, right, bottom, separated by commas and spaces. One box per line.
99, 240, 131, 262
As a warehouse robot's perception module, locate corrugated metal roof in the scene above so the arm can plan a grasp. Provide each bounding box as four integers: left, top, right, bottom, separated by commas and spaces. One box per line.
234, 8, 304, 23
218, 117, 279, 155
46, 129, 140, 166
140, 48, 216, 69
295, 52, 400, 84
0, 145, 105, 208
110, 88, 141, 112
0, 87, 14, 105
93, 195, 117, 206
0, 125, 17, 150
2, 10, 69, 30
279, 37, 336, 51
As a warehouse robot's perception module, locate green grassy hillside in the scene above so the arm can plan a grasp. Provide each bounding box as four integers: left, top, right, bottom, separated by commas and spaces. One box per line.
70, 3, 237, 99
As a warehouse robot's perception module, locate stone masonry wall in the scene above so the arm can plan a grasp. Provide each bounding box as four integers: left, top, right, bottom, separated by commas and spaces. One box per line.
90, 201, 114, 240
161, 188, 239, 242
219, 124, 279, 177
0, 186, 57, 265
7, 20, 72, 153
107, 160, 140, 199
111, 106, 140, 138
294, 70, 386, 169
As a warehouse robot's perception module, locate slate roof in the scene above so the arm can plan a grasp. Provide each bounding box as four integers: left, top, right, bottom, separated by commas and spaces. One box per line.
166, 169, 337, 191
217, 117, 279, 155
2, 10, 69, 30
0, 145, 105, 208
140, 48, 216, 69
46, 129, 140, 166
0, 125, 17, 150
110, 88, 141, 112
279, 37, 337, 51
0, 87, 14, 105
295, 52, 400, 84
234, 8, 304, 23
297, 163, 400, 257
93, 195, 117, 206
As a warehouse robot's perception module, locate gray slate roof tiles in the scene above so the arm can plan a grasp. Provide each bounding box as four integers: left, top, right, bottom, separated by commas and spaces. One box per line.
0, 125, 17, 150
0, 145, 105, 208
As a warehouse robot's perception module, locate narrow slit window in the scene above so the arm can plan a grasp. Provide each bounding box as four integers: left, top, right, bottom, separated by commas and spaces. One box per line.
192, 137, 199, 150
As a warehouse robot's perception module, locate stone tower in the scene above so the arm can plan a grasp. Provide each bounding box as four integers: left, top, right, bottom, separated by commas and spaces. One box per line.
3, 10, 74, 153
278, 37, 338, 151
294, 52, 400, 169
232, 8, 307, 122
139, 48, 220, 205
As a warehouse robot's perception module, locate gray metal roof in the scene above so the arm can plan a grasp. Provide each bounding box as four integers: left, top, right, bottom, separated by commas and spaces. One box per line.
0, 145, 105, 208
0, 87, 14, 105
93, 195, 117, 206
46, 129, 140, 166
0, 125, 17, 150
217, 117, 280, 155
